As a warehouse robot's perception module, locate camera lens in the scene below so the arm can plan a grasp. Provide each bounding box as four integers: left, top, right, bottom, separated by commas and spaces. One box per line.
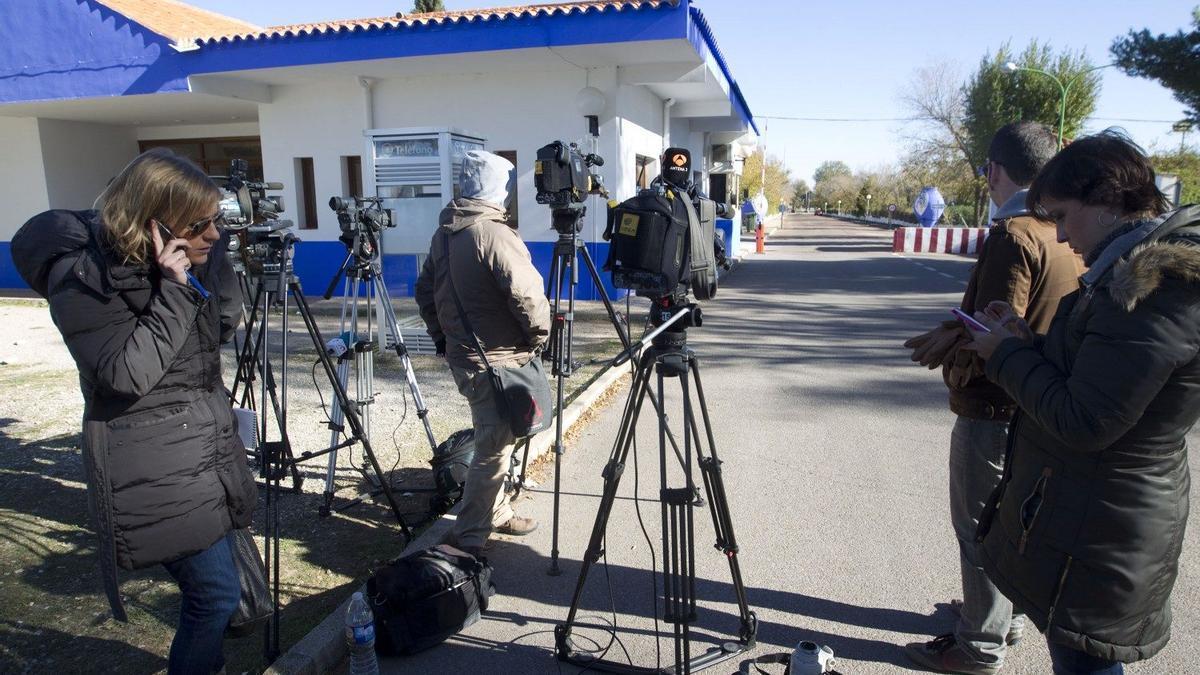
329, 197, 350, 211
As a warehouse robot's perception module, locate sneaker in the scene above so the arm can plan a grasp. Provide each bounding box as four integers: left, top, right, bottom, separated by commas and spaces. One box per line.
904, 634, 1000, 675
496, 516, 539, 536
948, 599, 1024, 646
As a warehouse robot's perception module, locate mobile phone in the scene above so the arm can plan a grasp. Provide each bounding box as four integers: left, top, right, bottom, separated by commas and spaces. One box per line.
153, 221, 210, 299
951, 307, 990, 333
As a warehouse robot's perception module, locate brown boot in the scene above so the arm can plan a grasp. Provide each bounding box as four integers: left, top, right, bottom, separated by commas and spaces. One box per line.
496, 516, 539, 536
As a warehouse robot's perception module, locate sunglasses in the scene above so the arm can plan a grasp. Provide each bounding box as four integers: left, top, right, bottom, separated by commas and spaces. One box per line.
158, 212, 227, 238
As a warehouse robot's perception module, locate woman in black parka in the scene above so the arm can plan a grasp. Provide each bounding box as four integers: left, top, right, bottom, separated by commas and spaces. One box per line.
11, 148, 257, 675
965, 132, 1200, 675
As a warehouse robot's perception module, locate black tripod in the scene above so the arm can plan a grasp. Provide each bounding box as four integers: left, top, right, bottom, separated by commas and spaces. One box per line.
525, 205, 695, 576
245, 242, 412, 663
229, 267, 305, 492
555, 300, 756, 675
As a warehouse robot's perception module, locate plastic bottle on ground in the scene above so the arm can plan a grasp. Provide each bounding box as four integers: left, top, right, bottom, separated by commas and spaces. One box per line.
345, 591, 379, 675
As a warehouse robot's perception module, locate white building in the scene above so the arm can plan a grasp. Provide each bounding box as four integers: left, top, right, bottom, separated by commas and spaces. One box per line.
0, 0, 757, 298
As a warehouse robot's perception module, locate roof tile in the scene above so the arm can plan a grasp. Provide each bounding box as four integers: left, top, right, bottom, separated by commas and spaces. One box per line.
198, 0, 669, 45
96, 0, 260, 43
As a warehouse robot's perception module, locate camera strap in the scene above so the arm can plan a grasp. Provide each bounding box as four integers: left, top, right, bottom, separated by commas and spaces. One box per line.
439, 230, 495, 371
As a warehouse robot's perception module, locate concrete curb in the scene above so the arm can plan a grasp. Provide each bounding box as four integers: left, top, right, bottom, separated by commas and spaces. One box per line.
265, 362, 630, 675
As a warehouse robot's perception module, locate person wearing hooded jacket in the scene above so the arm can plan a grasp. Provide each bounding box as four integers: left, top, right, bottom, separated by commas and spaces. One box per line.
415, 150, 551, 557
964, 131, 1200, 675
10, 148, 255, 675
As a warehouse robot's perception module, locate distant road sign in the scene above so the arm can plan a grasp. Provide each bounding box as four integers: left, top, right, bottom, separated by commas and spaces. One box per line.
888, 204, 897, 213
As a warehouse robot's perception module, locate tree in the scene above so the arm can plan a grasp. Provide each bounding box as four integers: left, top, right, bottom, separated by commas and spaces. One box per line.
813, 160, 852, 185
1112, 8, 1200, 122
1152, 148, 1200, 205
412, 0, 446, 13
741, 149, 792, 214
902, 43, 1102, 225
789, 179, 811, 209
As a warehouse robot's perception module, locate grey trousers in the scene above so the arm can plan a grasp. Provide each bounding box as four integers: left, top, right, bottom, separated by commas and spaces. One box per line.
449, 366, 517, 549
949, 415, 1026, 664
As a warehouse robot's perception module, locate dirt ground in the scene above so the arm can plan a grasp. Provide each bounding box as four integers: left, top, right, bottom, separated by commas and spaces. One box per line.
0, 294, 628, 674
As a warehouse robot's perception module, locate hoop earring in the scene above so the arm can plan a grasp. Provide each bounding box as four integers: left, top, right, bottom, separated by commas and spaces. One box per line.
1097, 211, 1119, 228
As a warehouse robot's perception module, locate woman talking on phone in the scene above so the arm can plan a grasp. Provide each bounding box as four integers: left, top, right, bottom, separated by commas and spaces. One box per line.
11, 148, 256, 675
964, 131, 1200, 674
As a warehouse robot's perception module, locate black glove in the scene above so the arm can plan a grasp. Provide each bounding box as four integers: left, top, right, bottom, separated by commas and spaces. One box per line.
435, 338, 446, 357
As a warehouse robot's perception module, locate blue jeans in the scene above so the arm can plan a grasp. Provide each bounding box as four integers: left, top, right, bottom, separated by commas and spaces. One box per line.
949, 416, 1026, 664
1048, 641, 1123, 674
162, 531, 241, 675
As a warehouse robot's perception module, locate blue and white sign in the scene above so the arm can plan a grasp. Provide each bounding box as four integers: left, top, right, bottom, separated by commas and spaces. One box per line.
913, 186, 946, 228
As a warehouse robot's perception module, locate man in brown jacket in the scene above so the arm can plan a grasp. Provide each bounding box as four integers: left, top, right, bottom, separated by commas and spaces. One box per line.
416, 150, 551, 557
903, 122, 1084, 674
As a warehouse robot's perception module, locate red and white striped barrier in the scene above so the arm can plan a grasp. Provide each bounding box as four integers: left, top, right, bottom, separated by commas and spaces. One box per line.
893, 227, 990, 255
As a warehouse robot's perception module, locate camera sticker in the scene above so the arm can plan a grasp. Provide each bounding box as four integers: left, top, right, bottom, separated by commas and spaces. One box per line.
619, 213, 640, 237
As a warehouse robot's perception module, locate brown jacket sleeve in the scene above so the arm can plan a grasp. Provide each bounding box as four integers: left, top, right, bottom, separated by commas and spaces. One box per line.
969, 227, 1038, 317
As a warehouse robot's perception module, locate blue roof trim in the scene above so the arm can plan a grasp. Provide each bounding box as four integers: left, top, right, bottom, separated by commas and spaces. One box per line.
181, 4, 687, 76
0, 0, 189, 104
686, 5, 758, 135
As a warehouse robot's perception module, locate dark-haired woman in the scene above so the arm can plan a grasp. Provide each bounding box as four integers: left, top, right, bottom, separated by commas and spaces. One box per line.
10, 148, 255, 675
965, 131, 1200, 674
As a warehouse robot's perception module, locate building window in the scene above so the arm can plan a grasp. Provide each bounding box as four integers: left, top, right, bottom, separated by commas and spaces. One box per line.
139, 137, 263, 180
342, 155, 363, 198
495, 150, 518, 228
636, 154, 655, 189
295, 157, 317, 230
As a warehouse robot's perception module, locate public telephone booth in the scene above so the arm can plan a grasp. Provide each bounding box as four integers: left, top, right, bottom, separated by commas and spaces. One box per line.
365, 127, 486, 295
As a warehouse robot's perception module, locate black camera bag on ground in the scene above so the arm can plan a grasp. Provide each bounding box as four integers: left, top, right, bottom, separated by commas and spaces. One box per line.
367, 544, 496, 655
428, 429, 475, 514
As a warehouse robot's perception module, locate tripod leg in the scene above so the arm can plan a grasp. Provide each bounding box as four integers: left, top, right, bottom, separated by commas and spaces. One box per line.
290, 284, 412, 538
547, 245, 572, 576
580, 247, 695, 488
373, 275, 440, 454
556, 350, 656, 659
321, 358, 351, 516
688, 358, 757, 645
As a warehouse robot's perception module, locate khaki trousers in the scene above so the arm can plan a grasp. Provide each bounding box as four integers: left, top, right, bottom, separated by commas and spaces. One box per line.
449, 366, 517, 549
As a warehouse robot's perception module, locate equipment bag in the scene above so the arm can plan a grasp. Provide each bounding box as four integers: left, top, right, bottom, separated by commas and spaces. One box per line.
605, 189, 690, 295
367, 544, 496, 655
428, 428, 475, 514
225, 528, 273, 638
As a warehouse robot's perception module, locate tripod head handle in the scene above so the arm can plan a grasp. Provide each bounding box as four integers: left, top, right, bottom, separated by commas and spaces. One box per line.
610, 302, 697, 368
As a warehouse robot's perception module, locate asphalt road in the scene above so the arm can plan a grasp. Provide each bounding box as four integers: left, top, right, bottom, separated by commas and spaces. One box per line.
380, 214, 1200, 674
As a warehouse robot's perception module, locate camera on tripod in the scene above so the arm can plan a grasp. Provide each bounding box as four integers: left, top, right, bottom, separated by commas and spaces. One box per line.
603, 147, 730, 301
211, 159, 297, 279
330, 196, 393, 235
534, 141, 607, 229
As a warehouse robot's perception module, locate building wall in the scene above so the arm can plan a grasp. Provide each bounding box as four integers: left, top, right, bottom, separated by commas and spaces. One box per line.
38, 119, 139, 210
0, 117, 50, 287
137, 121, 262, 141
254, 65, 686, 298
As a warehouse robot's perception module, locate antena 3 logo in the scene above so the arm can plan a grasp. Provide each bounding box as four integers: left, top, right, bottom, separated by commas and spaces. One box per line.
672, 154, 687, 167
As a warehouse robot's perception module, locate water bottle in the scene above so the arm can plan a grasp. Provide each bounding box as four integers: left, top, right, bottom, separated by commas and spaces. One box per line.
345, 591, 379, 675
789, 640, 835, 675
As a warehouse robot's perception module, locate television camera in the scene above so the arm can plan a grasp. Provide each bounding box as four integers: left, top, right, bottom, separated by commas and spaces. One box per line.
212, 159, 297, 280
603, 147, 732, 301
534, 141, 608, 233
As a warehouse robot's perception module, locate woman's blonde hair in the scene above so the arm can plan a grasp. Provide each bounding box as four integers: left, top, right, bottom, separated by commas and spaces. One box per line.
97, 148, 220, 264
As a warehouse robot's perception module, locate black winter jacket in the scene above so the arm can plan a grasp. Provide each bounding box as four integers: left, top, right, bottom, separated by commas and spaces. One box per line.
977, 206, 1200, 663
10, 210, 256, 620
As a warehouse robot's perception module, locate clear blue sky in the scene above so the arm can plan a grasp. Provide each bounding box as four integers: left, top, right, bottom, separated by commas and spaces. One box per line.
187, 0, 1196, 186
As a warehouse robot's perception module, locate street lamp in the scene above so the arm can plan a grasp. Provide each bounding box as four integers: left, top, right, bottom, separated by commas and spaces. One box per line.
1003, 61, 1114, 148
866, 194, 872, 217
837, 199, 842, 215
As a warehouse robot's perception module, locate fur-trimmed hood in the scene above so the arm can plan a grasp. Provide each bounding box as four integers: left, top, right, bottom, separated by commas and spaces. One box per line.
1102, 205, 1200, 311
1110, 238, 1200, 311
